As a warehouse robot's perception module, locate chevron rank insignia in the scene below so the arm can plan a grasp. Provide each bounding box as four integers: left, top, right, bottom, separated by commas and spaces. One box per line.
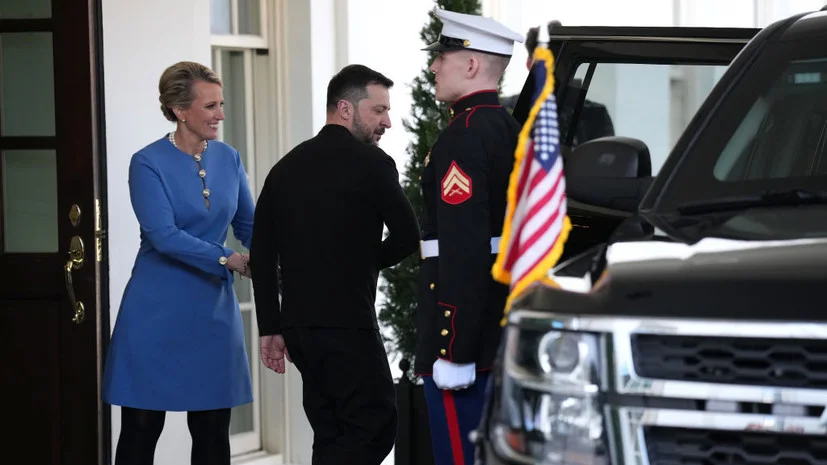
441, 161, 472, 205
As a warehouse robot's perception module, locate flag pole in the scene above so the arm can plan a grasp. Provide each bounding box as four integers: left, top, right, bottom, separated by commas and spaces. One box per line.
537, 21, 550, 48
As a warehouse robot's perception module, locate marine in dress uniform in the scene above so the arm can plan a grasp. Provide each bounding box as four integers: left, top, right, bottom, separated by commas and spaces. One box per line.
413, 9, 523, 465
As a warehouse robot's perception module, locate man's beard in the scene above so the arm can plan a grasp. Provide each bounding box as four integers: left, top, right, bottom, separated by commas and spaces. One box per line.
352, 113, 381, 145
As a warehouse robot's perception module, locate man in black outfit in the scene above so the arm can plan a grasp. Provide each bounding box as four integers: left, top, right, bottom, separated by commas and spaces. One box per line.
249, 64, 420, 465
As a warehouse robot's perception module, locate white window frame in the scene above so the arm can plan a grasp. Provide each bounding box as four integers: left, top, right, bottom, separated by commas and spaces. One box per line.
213, 46, 261, 456
211, 0, 268, 49
210, 0, 272, 458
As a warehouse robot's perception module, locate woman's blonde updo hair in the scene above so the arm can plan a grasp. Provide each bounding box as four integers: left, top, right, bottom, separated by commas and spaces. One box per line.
158, 61, 222, 122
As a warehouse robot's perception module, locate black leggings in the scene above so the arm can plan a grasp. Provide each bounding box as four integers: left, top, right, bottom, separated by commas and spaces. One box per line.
115, 406, 232, 465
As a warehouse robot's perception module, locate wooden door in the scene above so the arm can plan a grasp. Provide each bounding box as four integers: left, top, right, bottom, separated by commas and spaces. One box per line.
0, 0, 105, 463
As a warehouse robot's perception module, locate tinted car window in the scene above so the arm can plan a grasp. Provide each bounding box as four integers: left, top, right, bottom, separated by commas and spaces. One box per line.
655, 39, 827, 208
713, 58, 827, 181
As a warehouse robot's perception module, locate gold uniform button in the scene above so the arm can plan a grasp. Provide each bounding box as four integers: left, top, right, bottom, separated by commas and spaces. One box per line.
219, 256, 228, 265
444, 310, 451, 317
440, 329, 449, 336
202, 188, 211, 197
440, 349, 447, 355
199, 169, 207, 178
429, 283, 435, 290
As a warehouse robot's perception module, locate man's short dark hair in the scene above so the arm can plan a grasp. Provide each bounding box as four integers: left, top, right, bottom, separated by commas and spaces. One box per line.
525, 20, 562, 55
326, 64, 394, 112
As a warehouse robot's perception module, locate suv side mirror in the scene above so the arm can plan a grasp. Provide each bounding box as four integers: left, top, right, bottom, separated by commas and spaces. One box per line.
565, 136, 654, 212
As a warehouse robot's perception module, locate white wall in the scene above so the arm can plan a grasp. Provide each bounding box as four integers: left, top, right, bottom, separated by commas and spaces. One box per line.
101, 0, 211, 463
345, 0, 436, 173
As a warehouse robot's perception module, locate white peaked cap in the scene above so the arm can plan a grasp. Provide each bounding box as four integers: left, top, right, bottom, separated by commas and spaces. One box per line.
422, 8, 525, 57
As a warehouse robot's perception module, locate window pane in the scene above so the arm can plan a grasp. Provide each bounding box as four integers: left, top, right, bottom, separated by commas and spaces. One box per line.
219, 50, 248, 158
0, 32, 55, 136
230, 310, 254, 435
571, 62, 727, 175
2, 150, 58, 253
211, 0, 231, 34
238, 0, 261, 35
713, 57, 827, 181
0, 0, 50, 18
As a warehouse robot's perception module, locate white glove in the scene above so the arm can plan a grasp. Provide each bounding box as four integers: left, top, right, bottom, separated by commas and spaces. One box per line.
433, 359, 476, 390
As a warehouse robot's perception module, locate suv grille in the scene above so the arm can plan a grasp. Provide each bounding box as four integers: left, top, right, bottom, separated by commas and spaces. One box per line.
645, 426, 827, 465
631, 334, 827, 388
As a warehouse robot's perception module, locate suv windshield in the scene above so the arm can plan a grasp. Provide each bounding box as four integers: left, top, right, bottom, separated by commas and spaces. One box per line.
648, 37, 827, 241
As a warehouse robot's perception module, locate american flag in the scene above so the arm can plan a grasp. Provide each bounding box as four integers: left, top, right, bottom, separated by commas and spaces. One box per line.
492, 43, 572, 314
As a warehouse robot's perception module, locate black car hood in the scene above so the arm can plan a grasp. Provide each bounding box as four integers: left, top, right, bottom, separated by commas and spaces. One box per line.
514, 237, 827, 322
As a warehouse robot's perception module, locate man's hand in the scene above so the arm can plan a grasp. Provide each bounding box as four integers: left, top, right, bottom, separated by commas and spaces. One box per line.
432, 359, 476, 390
226, 252, 250, 277
238, 253, 252, 278
260, 334, 290, 374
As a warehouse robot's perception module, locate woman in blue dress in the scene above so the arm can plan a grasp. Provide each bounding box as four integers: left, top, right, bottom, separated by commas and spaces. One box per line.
102, 61, 256, 465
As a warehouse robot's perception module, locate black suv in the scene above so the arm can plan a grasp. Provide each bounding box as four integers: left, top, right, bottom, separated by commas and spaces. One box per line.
478, 8, 827, 465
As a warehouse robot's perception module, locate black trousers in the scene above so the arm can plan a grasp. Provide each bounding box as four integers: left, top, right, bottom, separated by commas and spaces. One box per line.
282, 327, 397, 465
114, 406, 231, 465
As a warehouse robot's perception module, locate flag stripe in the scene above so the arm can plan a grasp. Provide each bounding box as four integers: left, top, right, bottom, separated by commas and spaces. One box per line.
502, 151, 534, 269
520, 173, 565, 249
512, 208, 567, 284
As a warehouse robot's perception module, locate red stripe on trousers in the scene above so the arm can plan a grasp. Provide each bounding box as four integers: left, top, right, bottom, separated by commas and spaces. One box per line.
441, 389, 465, 465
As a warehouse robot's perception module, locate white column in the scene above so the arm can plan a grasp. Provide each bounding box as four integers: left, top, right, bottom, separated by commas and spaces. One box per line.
269, 0, 345, 463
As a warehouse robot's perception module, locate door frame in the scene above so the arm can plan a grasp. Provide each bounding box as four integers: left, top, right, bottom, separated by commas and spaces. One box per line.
90, 0, 112, 460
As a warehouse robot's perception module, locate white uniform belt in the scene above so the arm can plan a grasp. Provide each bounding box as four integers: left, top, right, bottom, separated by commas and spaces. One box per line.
420, 237, 501, 259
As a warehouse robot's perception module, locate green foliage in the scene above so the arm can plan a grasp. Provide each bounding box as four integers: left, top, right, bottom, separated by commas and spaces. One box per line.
378, 0, 482, 381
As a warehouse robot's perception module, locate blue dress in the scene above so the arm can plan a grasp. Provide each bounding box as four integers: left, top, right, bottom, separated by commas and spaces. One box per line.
102, 135, 255, 411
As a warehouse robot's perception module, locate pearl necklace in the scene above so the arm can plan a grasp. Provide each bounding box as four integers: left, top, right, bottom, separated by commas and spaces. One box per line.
168, 131, 207, 156
169, 131, 211, 209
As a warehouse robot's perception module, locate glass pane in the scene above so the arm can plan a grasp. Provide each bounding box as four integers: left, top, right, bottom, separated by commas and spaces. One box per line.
0, 33, 55, 136
2, 150, 57, 253
210, 0, 231, 34
0, 0, 50, 19
571, 62, 728, 176
230, 310, 254, 435
219, 50, 248, 157
238, 0, 261, 35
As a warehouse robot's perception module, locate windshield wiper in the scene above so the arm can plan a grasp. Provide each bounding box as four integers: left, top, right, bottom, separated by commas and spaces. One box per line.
676, 188, 827, 214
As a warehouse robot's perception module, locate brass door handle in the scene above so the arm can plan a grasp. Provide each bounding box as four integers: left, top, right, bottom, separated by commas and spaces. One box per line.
64, 235, 86, 324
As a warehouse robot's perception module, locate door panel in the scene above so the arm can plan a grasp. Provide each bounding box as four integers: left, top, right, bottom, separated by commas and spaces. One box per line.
0, 31, 55, 136
3, 149, 59, 252
0, 0, 52, 19
1, 300, 61, 464
0, 0, 105, 463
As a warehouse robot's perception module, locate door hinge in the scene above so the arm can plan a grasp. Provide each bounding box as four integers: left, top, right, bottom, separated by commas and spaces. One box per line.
95, 198, 106, 262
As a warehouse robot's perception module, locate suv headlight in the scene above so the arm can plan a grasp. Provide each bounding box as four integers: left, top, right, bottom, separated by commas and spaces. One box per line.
491, 316, 610, 465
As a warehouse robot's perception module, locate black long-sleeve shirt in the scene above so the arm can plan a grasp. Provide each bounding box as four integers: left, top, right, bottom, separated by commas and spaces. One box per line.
250, 124, 420, 336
